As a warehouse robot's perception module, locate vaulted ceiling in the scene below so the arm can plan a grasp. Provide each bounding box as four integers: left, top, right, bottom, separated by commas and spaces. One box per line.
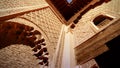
46, 0, 111, 24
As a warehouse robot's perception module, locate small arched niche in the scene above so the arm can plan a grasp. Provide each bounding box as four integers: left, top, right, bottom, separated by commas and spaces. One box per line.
93, 15, 113, 28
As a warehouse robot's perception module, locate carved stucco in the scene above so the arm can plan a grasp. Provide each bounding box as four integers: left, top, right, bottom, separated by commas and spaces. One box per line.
0, 3, 63, 68
0, 20, 48, 68
0, 44, 40, 68
0, 0, 119, 68
73, 0, 120, 47
0, 0, 47, 9
73, 0, 120, 67
20, 7, 63, 54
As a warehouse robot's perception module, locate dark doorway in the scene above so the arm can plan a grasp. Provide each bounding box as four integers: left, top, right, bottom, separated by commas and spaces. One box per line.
95, 35, 120, 68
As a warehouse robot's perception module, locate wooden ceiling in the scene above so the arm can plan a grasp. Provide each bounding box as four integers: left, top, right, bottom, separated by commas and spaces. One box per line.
47, 0, 111, 24
50, 0, 93, 21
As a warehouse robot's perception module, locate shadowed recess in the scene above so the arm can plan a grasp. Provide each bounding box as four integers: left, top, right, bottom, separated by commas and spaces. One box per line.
95, 35, 120, 68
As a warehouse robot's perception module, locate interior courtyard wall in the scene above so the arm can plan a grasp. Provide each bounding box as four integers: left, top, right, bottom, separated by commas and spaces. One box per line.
19, 7, 63, 54
0, 0, 63, 68
74, 0, 120, 47
73, 0, 120, 67
0, 0, 47, 9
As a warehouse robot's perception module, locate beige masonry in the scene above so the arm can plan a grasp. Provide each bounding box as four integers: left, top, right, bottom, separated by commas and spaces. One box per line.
0, 0, 120, 68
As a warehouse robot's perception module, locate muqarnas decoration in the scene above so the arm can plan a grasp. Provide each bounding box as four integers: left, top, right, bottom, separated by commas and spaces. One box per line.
0, 21, 49, 66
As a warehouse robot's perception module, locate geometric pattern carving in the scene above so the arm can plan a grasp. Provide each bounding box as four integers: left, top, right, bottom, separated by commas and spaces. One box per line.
0, 0, 46, 9
0, 21, 49, 67
74, 22, 95, 46
21, 8, 62, 53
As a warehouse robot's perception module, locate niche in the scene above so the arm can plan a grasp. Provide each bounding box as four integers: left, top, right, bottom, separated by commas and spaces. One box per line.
93, 15, 113, 28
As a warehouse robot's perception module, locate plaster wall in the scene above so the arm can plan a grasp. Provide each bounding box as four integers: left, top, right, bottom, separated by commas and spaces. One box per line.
73, 0, 120, 68
74, 0, 120, 47
0, 0, 63, 68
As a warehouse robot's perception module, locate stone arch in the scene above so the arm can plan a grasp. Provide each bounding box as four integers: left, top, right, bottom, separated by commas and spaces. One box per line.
0, 17, 50, 67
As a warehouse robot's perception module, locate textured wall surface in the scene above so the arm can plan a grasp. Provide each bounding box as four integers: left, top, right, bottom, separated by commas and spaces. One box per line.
74, 0, 120, 46
0, 44, 39, 68
20, 7, 63, 54
0, 18, 49, 68
0, 1, 63, 68
73, 0, 120, 67
0, 0, 47, 9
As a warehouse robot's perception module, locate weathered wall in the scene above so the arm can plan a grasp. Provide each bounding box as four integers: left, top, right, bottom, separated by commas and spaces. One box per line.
0, 44, 40, 68
73, 0, 120, 67
0, 0, 47, 9
74, 0, 120, 47
0, 0, 63, 68
14, 7, 63, 54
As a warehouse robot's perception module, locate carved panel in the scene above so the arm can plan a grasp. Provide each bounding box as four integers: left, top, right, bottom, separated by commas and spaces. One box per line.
0, 0, 47, 9
0, 21, 49, 67
20, 7, 62, 53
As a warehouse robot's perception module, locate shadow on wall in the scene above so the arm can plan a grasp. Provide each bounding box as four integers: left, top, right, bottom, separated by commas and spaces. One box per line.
0, 21, 49, 66
95, 35, 120, 68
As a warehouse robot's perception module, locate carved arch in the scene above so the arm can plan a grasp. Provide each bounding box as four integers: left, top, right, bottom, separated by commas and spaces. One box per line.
0, 20, 49, 67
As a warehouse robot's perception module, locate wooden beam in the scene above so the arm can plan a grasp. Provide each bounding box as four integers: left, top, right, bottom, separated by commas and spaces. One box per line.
75, 19, 120, 64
